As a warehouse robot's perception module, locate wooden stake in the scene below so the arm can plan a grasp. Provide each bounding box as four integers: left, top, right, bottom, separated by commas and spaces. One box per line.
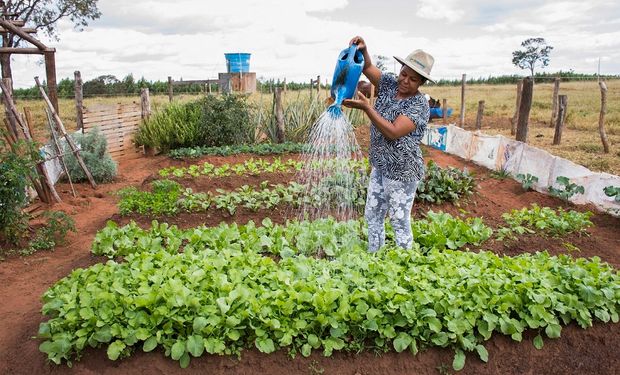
475, 100, 485, 130
598, 81, 610, 153
511, 79, 523, 135
459, 74, 466, 127
74, 71, 84, 130
274, 87, 285, 143
168, 76, 173, 102
45, 108, 77, 197
442, 99, 447, 124
35, 76, 97, 189
515, 77, 533, 143
549, 77, 560, 128
140, 88, 151, 120
552, 95, 568, 145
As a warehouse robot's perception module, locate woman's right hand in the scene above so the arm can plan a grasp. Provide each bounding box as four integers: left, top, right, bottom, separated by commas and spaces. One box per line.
349, 36, 366, 52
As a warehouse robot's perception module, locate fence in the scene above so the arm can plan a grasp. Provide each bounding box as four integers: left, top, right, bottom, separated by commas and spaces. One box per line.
82, 103, 143, 161
424, 124, 620, 216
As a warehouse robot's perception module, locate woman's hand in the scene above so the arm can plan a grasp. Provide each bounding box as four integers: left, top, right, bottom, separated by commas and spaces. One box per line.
349, 36, 366, 52
343, 90, 371, 112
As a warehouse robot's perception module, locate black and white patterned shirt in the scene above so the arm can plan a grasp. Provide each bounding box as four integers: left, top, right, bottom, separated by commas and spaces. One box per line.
369, 73, 429, 182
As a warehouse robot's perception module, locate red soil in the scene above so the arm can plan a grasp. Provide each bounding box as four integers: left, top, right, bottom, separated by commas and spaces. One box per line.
1, 127, 618, 375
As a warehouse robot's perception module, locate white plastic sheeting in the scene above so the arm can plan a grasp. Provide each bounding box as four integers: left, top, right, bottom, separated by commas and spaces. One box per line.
423, 124, 620, 216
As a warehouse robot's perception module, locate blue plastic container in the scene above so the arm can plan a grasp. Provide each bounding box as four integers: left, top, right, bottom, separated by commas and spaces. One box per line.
224, 53, 251, 73
329, 44, 364, 108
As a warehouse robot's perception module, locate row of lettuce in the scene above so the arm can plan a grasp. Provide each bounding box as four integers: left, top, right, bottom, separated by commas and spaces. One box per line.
39, 210, 617, 370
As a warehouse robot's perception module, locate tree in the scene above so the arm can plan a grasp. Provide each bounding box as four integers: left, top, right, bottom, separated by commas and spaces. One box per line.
512, 37, 554, 78
0, 0, 101, 81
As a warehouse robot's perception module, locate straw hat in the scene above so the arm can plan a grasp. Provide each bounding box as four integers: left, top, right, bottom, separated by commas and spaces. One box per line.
394, 49, 435, 83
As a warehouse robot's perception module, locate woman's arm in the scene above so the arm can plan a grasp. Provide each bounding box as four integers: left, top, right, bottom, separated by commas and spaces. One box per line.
343, 91, 416, 140
350, 36, 381, 88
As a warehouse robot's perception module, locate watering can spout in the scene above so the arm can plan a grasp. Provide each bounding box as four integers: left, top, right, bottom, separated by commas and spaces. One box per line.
329, 44, 364, 108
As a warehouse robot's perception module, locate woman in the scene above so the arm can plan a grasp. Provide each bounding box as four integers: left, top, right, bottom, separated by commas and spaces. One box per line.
342, 36, 434, 253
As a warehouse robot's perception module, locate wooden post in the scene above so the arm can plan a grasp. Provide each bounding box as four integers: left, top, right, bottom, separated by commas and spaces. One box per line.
552, 95, 568, 145
44, 51, 59, 115
475, 100, 485, 130
598, 81, 610, 153
549, 77, 560, 128
459, 74, 466, 127
442, 99, 447, 123
511, 79, 523, 135
309, 78, 313, 97
1, 77, 17, 135
283, 78, 287, 93
316, 75, 321, 95
74, 71, 83, 131
167, 76, 173, 102
274, 87, 285, 143
23, 107, 35, 131
515, 77, 533, 143
140, 88, 151, 120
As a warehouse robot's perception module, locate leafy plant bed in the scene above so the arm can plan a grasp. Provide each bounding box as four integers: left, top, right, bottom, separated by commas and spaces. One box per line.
2, 141, 620, 375
41, 218, 619, 370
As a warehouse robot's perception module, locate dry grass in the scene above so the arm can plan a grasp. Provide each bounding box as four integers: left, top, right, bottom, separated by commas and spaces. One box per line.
424, 79, 620, 175
5, 81, 619, 175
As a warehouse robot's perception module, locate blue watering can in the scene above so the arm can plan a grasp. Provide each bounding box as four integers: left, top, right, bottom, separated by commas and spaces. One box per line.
329, 44, 364, 109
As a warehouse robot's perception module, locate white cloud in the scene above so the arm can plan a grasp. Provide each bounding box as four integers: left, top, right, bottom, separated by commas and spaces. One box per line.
10, 0, 620, 88
416, 0, 465, 23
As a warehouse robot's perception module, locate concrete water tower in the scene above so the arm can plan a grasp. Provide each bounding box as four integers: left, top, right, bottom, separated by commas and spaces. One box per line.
219, 53, 257, 93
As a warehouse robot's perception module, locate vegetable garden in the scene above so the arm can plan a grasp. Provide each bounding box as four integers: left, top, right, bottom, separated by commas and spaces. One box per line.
1, 100, 619, 374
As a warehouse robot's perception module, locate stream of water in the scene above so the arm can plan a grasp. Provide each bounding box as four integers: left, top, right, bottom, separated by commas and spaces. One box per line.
292, 105, 367, 222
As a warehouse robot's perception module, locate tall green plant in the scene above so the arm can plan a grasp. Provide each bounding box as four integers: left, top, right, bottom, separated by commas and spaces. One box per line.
0, 137, 39, 244
198, 94, 254, 147
134, 100, 202, 151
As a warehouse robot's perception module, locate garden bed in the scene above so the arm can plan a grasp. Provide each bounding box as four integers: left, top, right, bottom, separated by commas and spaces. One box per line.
0, 127, 618, 375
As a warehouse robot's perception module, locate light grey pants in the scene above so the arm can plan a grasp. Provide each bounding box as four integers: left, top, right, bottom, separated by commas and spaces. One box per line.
365, 168, 419, 253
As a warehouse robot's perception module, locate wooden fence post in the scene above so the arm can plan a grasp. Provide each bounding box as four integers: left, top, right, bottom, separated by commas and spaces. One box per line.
140, 88, 151, 120
442, 99, 447, 123
552, 95, 568, 145
598, 81, 610, 153
74, 71, 83, 131
167, 76, 173, 102
511, 79, 523, 135
459, 74, 466, 127
283, 78, 287, 93
515, 77, 533, 143
274, 87, 285, 143
475, 100, 485, 130
44, 51, 59, 115
316, 75, 321, 95
549, 77, 560, 127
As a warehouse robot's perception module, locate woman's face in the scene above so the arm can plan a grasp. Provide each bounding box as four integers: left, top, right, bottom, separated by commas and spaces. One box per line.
397, 65, 424, 97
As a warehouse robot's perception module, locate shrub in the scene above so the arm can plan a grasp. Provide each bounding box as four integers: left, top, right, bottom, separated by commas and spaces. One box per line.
0, 138, 39, 244
134, 101, 202, 151
197, 94, 254, 147
63, 128, 117, 183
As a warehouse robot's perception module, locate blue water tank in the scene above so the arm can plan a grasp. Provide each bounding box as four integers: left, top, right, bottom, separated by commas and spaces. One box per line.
224, 53, 251, 73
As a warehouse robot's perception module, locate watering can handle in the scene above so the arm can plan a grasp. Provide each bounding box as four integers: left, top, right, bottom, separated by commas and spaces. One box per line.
346, 43, 359, 62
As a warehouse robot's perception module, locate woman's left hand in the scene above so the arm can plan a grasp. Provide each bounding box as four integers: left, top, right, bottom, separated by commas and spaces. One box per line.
342, 90, 371, 112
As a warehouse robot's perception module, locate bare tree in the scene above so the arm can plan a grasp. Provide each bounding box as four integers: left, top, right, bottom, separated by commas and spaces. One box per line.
0, 0, 101, 81
511, 37, 553, 79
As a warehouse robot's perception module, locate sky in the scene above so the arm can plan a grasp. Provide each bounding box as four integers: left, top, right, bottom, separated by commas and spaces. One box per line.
10, 0, 620, 88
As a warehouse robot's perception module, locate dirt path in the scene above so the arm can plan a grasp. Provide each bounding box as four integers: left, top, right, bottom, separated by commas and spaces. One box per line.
1, 134, 618, 375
